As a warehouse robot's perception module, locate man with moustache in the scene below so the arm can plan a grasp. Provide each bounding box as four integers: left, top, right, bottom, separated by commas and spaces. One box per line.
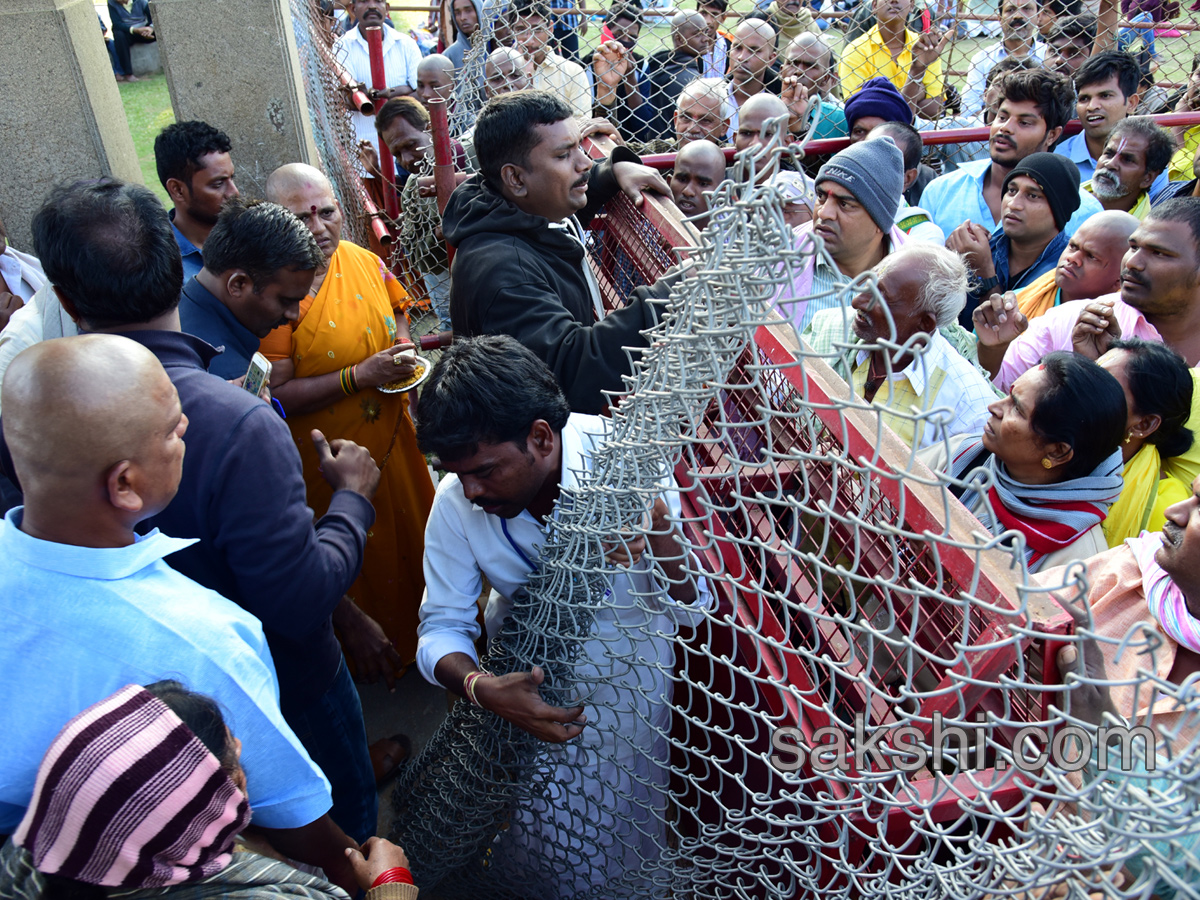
958, 0, 1044, 117
1085, 117, 1175, 220
989, 198, 1200, 487
921, 69, 1102, 242
332, 0, 422, 147
974, 209, 1140, 377
779, 33, 847, 140
442, 91, 673, 414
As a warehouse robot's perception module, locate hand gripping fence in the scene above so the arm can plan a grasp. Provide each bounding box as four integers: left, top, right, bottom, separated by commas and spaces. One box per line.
382, 113, 1200, 898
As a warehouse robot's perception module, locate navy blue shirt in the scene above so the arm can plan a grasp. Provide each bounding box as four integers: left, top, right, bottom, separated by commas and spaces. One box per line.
178, 276, 260, 380
169, 210, 204, 284
0, 331, 374, 708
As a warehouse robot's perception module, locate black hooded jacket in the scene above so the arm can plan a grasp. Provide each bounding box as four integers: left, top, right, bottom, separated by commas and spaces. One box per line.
443, 146, 666, 414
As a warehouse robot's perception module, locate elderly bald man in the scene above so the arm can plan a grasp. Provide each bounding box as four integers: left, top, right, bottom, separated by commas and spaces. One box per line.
0, 334, 361, 894
975, 209, 1141, 378
732, 92, 798, 183
780, 33, 849, 141
263, 162, 436, 695
485, 45, 533, 98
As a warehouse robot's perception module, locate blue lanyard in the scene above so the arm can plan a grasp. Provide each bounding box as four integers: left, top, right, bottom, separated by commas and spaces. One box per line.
500, 517, 537, 574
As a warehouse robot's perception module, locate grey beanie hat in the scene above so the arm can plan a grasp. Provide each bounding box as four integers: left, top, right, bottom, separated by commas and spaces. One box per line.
815, 136, 905, 234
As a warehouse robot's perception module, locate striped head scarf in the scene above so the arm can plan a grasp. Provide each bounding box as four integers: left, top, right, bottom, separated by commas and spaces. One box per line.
12, 684, 251, 888
1127, 530, 1200, 654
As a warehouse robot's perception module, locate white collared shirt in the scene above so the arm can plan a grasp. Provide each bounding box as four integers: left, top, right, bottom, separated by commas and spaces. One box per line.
333, 24, 422, 146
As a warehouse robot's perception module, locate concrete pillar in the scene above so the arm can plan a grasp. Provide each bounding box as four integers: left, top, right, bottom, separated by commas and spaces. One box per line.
0, 0, 142, 250
152, 0, 321, 199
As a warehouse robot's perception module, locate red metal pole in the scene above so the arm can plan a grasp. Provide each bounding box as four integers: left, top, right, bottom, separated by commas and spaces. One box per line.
333, 59, 374, 115
427, 98, 455, 217
364, 25, 400, 219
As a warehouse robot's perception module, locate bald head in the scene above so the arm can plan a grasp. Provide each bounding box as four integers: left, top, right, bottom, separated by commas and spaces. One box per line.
417, 53, 456, 105
782, 33, 835, 95
734, 92, 789, 154
1055, 209, 1140, 302
671, 10, 709, 55
5, 335, 186, 532
266, 162, 333, 204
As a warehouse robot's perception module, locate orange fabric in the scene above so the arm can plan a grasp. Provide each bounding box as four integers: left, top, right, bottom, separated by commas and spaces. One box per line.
1014, 270, 1060, 322
261, 241, 433, 668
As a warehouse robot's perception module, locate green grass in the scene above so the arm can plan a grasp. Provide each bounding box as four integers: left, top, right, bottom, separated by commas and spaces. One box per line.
115, 73, 174, 206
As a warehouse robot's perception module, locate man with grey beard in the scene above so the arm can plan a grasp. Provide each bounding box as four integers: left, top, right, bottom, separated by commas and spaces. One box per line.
1085, 117, 1174, 220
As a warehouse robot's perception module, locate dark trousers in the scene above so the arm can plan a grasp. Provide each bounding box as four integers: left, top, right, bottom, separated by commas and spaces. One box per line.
111, 28, 155, 76
553, 20, 580, 63
281, 655, 379, 843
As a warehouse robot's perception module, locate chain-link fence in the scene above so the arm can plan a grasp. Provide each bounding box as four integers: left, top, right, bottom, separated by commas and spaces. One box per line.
283, 5, 1200, 897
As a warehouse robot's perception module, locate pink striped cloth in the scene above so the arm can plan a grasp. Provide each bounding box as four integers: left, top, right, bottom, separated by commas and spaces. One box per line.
1127, 531, 1200, 654
12, 684, 251, 888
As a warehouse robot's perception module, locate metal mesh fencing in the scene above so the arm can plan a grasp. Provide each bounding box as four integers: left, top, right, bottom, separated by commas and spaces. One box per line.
380, 120, 1200, 898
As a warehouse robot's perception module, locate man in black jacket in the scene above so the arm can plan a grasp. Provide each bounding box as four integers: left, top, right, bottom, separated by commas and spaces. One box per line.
443, 90, 673, 414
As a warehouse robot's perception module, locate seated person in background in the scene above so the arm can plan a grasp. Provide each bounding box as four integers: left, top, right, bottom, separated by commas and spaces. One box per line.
958, 0, 1043, 117
921, 351, 1126, 573
444, 0, 482, 69
178, 199, 323, 380
761, 0, 819, 54
973, 209, 1139, 371
775, 136, 906, 332
1043, 13, 1097, 80
638, 11, 708, 141
155, 120, 241, 282
669, 139, 727, 228
869, 122, 944, 242
780, 33, 847, 139
12, 178, 386, 844
511, 0, 592, 120
263, 162, 436, 681
0, 212, 44, 333
838, 0, 946, 119
0, 335, 360, 892
947, 152, 1080, 327
413, 335, 710, 895
922, 69, 1102, 242
803, 243, 996, 451
728, 19, 783, 134
1097, 339, 1194, 547
1085, 116, 1175, 219
107, 0, 155, 83
1057, 51, 1145, 184
2, 682, 417, 899
442, 91, 672, 414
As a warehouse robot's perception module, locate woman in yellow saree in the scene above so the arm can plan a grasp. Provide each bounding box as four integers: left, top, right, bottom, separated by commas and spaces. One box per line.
261, 167, 435, 678
1099, 339, 1194, 547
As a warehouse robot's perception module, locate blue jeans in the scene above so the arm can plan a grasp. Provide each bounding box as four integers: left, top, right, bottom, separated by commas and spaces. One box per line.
1118, 11, 1157, 58
282, 656, 378, 844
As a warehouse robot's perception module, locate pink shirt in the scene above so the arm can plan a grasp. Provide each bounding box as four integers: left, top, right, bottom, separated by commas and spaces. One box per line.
994, 292, 1163, 392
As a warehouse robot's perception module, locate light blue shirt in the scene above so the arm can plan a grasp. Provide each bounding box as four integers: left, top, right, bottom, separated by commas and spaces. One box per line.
1058, 131, 1171, 201
0, 510, 332, 832
921, 158, 1103, 240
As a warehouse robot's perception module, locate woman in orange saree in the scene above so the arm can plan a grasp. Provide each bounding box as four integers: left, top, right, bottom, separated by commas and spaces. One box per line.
262, 167, 434, 678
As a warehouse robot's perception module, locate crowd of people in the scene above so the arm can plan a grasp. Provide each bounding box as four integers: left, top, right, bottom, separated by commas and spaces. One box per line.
2, 0, 1200, 894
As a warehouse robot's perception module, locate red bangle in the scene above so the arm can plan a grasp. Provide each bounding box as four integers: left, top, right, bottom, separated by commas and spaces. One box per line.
370, 866, 414, 887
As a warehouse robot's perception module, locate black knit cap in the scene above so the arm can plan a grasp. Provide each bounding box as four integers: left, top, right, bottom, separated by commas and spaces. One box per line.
1000, 152, 1082, 230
